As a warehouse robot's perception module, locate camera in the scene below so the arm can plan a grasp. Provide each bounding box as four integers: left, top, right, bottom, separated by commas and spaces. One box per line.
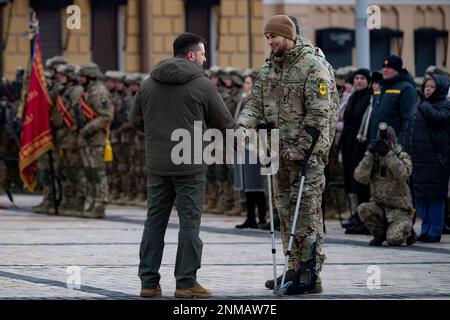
379, 122, 388, 141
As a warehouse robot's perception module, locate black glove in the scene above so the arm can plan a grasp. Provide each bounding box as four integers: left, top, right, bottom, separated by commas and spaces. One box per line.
367, 140, 377, 154
374, 140, 391, 156
256, 122, 275, 130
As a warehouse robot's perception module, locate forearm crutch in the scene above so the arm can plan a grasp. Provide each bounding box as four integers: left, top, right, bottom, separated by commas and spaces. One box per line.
277, 127, 320, 296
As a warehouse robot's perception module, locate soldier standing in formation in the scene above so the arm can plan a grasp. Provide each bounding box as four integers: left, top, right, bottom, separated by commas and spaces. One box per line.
33, 56, 68, 214
77, 63, 114, 219
52, 64, 84, 216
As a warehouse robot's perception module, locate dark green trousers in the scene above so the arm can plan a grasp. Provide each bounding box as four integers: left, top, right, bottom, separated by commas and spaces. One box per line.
138, 171, 206, 289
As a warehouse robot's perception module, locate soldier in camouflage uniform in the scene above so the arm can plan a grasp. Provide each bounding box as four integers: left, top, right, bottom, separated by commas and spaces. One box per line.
33, 56, 68, 214
77, 63, 114, 218
211, 67, 242, 214
354, 125, 414, 246
52, 64, 85, 216
237, 15, 339, 293
204, 66, 221, 213
104, 71, 128, 203
121, 73, 144, 204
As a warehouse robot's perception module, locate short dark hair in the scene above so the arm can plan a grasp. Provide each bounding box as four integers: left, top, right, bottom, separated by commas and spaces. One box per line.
173, 32, 206, 58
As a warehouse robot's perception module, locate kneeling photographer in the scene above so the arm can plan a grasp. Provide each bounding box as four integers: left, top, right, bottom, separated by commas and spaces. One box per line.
353, 123, 415, 246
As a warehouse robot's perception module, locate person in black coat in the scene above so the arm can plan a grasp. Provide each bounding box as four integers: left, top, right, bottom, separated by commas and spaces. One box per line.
369, 55, 417, 146
405, 74, 450, 243
339, 68, 371, 234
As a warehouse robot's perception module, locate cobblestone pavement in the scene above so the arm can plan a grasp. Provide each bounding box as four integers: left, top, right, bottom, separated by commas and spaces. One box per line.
1, 195, 450, 300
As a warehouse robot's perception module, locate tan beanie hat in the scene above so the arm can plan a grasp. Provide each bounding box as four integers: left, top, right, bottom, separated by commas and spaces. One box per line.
264, 15, 297, 41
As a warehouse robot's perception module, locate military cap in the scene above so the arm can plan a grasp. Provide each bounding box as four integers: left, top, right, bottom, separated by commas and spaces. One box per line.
218, 66, 233, 81
209, 65, 221, 75
230, 69, 245, 86
125, 72, 143, 85
414, 77, 424, 88
45, 56, 69, 69
78, 62, 103, 79
425, 65, 450, 78
56, 63, 78, 80
334, 65, 357, 79
105, 70, 126, 81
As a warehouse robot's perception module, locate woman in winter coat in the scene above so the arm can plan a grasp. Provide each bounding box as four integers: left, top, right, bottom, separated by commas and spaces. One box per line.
234, 74, 267, 229
339, 68, 372, 234
406, 74, 450, 243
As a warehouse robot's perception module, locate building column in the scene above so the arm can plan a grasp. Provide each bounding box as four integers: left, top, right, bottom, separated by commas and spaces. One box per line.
397, 6, 416, 75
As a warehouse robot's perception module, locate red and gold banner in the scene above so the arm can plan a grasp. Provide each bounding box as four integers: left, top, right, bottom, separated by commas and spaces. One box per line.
55, 94, 74, 129
19, 33, 54, 192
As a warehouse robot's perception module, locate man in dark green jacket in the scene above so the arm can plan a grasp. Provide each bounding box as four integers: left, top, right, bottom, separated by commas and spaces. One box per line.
129, 32, 234, 299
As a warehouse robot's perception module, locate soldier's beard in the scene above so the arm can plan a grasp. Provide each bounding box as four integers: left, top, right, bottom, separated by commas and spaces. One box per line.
273, 40, 291, 57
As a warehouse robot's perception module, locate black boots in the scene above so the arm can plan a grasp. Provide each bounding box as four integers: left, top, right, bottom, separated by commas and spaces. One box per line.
342, 215, 359, 229
236, 215, 267, 229
235, 218, 257, 229
265, 269, 296, 290
369, 238, 384, 246
406, 229, 417, 246
344, 216, 370, 235
342, 193, 370, 235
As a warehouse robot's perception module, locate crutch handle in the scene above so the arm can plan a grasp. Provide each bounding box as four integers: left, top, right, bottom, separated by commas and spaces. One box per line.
294, 126, 321, 175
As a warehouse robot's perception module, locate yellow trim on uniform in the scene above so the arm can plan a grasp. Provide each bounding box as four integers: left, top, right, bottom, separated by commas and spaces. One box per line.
385, 89, 401, 94
373, 90, 381, 95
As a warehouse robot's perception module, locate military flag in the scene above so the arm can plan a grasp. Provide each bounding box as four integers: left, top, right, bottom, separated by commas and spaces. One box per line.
18, 31, 53, 192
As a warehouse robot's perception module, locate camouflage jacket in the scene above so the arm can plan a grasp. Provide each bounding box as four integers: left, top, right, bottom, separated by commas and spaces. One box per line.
236, 37, 339, 168
120, 93, 136, 144
301, 36, 340, 165
219, 86, 241, 116
354, 145, 413, 211
51, 82, 83, 149
79, 80, 114, 147
110, 89, 130, 144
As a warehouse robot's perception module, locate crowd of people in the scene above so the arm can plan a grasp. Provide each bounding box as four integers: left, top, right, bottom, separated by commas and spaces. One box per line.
1, 37, 450, 244
336, 58, 450, 244
1, 14, 450, 298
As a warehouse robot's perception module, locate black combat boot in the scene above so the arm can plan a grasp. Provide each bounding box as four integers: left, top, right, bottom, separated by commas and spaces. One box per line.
369, 237, 384, 246
235, 218, 257, 229
265, 269, 296, 290
345, 220, 370, 235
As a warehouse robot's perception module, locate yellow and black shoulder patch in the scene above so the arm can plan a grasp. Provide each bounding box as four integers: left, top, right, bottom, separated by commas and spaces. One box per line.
319, 82, 327, 96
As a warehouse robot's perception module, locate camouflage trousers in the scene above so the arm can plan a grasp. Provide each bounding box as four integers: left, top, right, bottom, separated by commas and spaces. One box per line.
358, 201, 412, 245
80, 145, 108, 208
59, 148, 86, 209
119, 143, 134, 197
273, 161, 326, 273
36, 149, 59, 204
